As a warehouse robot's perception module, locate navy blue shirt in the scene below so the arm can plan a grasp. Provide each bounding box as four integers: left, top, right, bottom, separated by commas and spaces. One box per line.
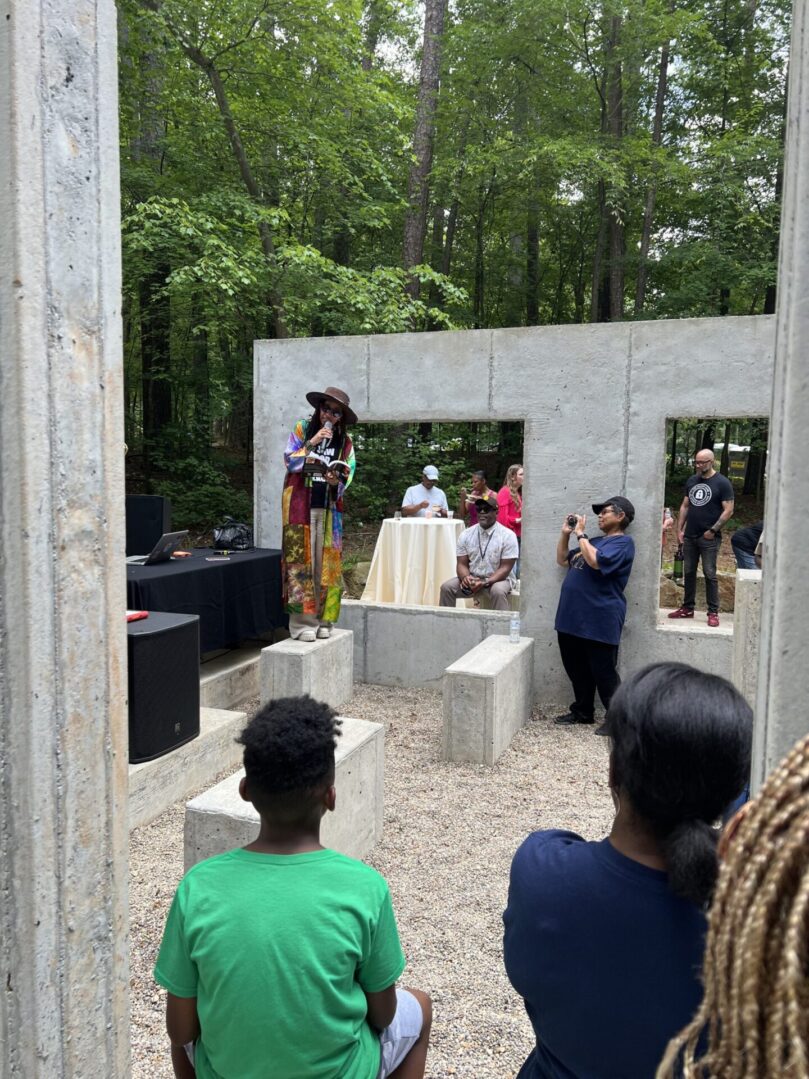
503, 831, 707, 1079
554, 534, 635, 645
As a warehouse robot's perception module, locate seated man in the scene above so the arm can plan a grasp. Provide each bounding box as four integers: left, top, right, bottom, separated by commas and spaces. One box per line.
154, 696, 432, 1079
401, 465, 448, 517
439, 494, 517, 611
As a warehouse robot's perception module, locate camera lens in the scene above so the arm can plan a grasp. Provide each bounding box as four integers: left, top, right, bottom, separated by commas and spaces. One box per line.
567, 515, 577, 527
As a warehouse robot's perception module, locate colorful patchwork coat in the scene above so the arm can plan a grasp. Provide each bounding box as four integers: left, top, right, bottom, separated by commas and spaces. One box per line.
282, 420, 356, 623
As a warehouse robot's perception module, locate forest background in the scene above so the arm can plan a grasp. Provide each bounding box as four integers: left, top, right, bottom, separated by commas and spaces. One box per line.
119, 0, 784, 540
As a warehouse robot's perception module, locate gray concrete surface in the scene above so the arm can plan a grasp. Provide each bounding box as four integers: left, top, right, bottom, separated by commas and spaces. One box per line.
184, 716, 384, 868
0, 2, 129, 1073
200, 646, 261, 709
260, 628, 354, 710
256, 316, 774, 706
129, 707, 247, 830
338, 599, 512, 688
443, 636, 534, 764
753, 0, 809, 788
732, 571, 762, 708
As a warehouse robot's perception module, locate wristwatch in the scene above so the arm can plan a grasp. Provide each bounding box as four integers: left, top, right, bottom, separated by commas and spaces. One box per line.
576, 533, 588, 541
711, 528, 721, 536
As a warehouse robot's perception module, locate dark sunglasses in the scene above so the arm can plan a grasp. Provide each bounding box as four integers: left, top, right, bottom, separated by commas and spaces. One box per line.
321, 404, 343, 417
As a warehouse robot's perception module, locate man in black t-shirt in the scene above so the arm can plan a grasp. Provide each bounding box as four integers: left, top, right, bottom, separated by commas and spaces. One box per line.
731, 520, 763, 570
668, 450, 735, 627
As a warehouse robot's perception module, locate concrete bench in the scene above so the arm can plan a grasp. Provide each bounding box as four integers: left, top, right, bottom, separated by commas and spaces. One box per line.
184, 715, 383, 869
442, 635, 534, 765
260, 628, 353, 711
129, 706, 247, 830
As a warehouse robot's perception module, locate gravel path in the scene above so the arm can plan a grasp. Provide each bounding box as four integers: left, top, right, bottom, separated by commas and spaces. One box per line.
130, 684, 613, 1078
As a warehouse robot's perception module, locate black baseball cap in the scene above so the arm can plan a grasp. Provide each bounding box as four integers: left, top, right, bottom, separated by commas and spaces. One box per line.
475, 494, 499, 512
592, 496, 635, 523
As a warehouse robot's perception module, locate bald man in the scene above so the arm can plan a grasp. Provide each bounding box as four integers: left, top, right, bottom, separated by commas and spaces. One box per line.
668, 450, 734, 627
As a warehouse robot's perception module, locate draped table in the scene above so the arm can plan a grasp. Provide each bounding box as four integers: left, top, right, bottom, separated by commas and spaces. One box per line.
361, 518, 465, 606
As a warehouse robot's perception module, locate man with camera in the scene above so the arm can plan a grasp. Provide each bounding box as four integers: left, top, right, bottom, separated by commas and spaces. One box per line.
554, 497, 635, 729
439, 494, 518, 611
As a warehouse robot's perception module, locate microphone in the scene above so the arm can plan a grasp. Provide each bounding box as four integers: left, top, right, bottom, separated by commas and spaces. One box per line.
324, 420, 333, 434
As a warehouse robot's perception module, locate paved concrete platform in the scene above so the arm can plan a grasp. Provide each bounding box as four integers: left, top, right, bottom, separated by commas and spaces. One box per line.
129, 706, 247, 830
200, 645, 262, 709
260, 628, 353, 710
443, 635, 534, 764
184, 715, 384, 868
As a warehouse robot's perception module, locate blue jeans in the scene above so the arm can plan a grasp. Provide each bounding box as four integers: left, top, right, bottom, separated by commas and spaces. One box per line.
732, 544, 757, 570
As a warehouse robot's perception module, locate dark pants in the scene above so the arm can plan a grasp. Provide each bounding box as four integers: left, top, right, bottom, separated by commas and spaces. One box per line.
557, 632, 620, 720
683, 534, 721, 613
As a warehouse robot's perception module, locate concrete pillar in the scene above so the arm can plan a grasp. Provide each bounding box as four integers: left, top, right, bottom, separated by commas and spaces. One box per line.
0, 1, 129, 1074
753, 0, 809, 788
731, 570, 762, 707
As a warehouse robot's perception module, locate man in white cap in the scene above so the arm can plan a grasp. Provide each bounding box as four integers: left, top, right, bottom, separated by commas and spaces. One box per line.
401, 465, 449, 518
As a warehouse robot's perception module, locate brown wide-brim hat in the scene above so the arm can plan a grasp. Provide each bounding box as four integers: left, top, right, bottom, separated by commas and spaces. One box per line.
305, 386, 358, 426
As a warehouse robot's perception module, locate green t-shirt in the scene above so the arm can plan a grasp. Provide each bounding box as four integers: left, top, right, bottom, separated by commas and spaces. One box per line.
154, 847, 406, 1079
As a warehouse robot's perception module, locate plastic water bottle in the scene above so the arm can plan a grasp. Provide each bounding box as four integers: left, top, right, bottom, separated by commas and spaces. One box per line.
510, 613, 520, 643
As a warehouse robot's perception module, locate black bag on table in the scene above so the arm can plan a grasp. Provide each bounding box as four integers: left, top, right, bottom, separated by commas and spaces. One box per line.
213, 517, 253, 551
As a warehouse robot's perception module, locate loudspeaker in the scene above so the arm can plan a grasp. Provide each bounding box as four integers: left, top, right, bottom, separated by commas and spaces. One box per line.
127, 612, 200, 763
126, 494, 172, 556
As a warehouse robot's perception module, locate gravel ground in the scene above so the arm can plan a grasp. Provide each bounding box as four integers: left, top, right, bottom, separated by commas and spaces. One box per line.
130, 684, 613, 1078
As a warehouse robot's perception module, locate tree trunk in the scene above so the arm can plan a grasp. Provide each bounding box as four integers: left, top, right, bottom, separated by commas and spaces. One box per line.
635, 30, 671, 316
402, 0, 447, 301
606, 15, 625, 321
139, 269, 172, 486
720, 421, 731, 475
526, 199, 540, 325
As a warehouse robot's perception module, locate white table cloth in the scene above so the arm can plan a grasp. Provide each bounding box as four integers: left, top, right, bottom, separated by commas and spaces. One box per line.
361, 518, 465, 606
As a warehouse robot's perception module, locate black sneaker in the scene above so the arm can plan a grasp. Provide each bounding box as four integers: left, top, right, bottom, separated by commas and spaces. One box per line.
594, 723, 609, 736
554, 712, 594, 726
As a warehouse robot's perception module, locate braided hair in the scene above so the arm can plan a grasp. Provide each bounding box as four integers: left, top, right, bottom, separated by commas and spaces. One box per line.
657, 731, 809, 1078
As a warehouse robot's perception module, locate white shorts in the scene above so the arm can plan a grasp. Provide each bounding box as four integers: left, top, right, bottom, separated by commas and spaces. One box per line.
375, 988, 424, 1079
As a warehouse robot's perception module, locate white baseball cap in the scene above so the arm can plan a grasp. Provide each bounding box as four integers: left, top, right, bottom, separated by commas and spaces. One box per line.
423, 465, 439, 480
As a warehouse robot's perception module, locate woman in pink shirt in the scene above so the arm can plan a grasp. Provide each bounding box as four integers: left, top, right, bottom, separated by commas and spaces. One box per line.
498, 464, 523, 578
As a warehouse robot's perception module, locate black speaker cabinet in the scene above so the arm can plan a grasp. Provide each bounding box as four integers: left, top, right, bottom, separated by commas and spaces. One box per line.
127, 612, 200, 763
125, 494, 172, 556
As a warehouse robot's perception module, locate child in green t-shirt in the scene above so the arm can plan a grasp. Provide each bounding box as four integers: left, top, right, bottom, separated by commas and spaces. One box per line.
154, 696, 432, 1079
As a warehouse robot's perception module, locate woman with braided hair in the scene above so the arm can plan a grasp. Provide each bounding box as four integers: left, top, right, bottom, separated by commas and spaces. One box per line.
658, 729, 809, 1079
503, 662, 752, 1079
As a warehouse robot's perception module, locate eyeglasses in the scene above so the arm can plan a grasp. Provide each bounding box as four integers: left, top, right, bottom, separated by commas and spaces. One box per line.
321, 405, 343, 418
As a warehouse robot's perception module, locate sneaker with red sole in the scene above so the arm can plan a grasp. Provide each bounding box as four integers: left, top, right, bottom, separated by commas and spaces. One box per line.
667, 607, 694, 619
707, 612, 720, 627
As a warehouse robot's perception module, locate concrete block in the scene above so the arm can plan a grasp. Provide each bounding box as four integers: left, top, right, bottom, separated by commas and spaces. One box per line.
129, 707, 247, 830
443, 635, 534, 764
732, 569, 762, 706
365, 604, 495, 687
200, 645, 261, 709
184, 716, 384, 869
260, 628, 353, 709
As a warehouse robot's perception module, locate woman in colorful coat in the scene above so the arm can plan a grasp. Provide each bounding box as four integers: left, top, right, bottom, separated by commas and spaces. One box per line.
282, 386, 357, 642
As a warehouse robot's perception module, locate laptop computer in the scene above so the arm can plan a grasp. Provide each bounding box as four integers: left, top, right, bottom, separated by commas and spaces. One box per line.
126, 530, 189, 566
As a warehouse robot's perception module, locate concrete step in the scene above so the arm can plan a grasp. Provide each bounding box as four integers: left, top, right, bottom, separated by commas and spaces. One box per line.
184, 715, 384, 869
129, 706, 246, 831
200, 644, 262, 709
260, 628, 353, 711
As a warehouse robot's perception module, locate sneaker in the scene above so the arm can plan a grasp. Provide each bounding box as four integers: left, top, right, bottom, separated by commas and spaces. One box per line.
297, 629, 317, 643
316, 626, 331, 639
594, 724, 609, 736
554, 712, 594, 726
707, 612, 720, 627
667, 607, 694, 619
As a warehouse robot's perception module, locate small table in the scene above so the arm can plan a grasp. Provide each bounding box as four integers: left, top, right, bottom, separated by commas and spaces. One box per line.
362, 518, 465, 606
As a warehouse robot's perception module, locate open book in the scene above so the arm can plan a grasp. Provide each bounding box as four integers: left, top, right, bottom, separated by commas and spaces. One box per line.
303, 454, 351, 477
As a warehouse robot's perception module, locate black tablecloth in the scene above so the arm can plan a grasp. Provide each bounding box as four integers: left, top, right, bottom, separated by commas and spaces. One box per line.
126, 547, 285, 653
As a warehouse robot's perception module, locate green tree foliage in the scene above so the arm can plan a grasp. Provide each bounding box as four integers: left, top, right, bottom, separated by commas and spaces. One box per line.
118, 0, 787, 515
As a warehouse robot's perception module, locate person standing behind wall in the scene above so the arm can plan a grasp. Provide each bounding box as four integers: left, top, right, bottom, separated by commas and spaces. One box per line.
554, 497, 635, 731
498, 464, 523, 578
668, 450, 735, 628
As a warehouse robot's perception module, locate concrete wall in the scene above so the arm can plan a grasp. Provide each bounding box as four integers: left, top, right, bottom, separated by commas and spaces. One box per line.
256, 317, 774, 704
733, 570, 762, 707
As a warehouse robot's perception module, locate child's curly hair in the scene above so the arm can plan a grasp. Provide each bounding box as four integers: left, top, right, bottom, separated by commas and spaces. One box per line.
237, 696, 342, 795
